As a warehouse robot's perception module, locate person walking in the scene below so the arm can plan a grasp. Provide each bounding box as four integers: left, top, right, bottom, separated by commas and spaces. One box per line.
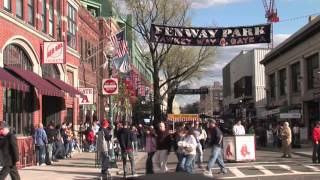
281, 121, 292, 158
97, 120, 112, 175
174, 127, 187, 172
152, 122, 172, 173
46, 121, 57, 165
145, 127, 157, 174
179, 127, 197, 174
0, 121, 21, 180
117, 121, 137, 178
193, 122, 203, 168
199, 126, 207, 151
204, 120, 227, 177
312, 121, 320, 163
34, 123, 48, 166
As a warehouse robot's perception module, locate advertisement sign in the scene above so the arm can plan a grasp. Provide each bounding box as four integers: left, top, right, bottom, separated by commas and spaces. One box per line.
42, 41, 65, 64
175, 88, 209, 94
150, 23, 271, 46
78, 88, 94, 105
167, 114, 200, 122
280, 113, 301, 119
223, 137, 236, 161
102, 78, 119, 95
235, 136, 255, 161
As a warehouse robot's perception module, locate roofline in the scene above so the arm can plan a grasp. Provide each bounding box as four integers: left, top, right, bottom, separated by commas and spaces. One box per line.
261, 16, 320, 65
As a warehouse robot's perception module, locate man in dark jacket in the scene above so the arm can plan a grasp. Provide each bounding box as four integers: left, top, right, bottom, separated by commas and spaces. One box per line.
117, 121, 137, 178
153, 122, 171, 173
46, 122, 57, 165
0, 121, 21, 180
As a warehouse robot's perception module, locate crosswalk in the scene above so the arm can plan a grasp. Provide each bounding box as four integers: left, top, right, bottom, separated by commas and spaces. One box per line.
116, 163, 320, 179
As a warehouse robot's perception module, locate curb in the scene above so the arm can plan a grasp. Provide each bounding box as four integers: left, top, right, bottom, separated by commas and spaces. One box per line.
257, 147, 312, 158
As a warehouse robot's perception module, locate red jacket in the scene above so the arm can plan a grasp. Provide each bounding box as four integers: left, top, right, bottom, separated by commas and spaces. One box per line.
312, 127, 320, 144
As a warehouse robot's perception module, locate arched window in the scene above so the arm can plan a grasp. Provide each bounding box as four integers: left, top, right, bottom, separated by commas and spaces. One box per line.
3, 44, 34, 135
3, 44, 33, 71
41, 64, 60, 79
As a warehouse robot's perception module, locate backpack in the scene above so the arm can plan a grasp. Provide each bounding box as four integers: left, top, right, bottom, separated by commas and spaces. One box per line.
97, 130, 109, 152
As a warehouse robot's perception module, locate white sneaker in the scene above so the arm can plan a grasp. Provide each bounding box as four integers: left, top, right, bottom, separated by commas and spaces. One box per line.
40, 163, 46, 166
132, 174, 139, 177
203, 170, 213, 177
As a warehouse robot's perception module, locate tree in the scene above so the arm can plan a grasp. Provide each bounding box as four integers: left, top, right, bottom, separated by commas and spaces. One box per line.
180, 102, 200, 114
162, 46, 216, 114
123, 0, 191, 124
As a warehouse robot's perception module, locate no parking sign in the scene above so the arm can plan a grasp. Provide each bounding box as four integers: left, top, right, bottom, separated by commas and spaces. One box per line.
102, 78, 118, 95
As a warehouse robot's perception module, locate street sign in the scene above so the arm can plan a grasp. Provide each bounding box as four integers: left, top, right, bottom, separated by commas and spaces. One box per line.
42, 41, 65, 64
280, 113, 301, 119
175, 88, 208, 94
102, 78, 118, 95
78, 88, 94, 105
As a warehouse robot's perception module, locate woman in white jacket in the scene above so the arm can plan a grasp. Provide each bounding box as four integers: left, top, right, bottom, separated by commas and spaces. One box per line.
179, 127, 197, 174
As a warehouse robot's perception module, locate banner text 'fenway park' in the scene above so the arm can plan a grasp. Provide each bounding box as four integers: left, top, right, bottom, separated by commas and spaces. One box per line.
150, 24, 271, 46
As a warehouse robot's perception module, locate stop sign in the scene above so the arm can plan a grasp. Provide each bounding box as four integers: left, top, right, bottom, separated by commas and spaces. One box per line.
102, 78, 118, 95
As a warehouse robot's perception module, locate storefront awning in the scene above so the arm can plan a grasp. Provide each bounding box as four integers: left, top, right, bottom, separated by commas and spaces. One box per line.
46, 77, 85, 98
0, 67, 29, 92
6, 66, 64, 97
167, 114, 200, 122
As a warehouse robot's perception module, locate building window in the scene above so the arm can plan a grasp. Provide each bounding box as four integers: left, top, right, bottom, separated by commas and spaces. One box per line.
4, 0, 11, 12
49, 0, 54, 36
42, 0, 47, 33
56, 0, 62, 40
67, 71, 74, 86
28, 0, 34, 25
291, 62, 301, 93
67, 4, 77, 49
16, 0, 23, 19
269, 73, 276, 98
306, 53, 319, 89
279, 68, 286, 96
3, 44, 34, 135
41, 64, 60, 79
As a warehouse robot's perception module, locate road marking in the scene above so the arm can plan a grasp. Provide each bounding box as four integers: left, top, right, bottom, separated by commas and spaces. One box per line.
219, 172, 320, 179
254, 165, 274, 175
279, 165, 300, 173
303, 165, 320, 171
228, 167, 245, 177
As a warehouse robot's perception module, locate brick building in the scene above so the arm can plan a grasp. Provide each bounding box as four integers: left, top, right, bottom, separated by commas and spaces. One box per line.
199, 81, 223, 117
0, 0, 115, 167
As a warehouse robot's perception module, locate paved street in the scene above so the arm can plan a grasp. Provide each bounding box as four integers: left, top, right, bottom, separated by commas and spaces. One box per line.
15, 147, 320, 180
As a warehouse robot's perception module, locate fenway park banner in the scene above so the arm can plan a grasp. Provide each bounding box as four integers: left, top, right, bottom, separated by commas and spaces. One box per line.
150, 23, 271, 46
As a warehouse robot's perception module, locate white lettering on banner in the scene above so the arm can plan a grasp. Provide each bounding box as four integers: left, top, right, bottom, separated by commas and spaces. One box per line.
280, 113, 301, 119
78, 88, 94, 105
43, 41, 65, 64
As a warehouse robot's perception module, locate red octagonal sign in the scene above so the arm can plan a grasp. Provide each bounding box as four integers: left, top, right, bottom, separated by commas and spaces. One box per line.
102, 78, 118, 95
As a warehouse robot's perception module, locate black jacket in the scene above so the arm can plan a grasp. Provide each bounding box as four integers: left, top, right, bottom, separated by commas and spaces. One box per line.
156, 130, 171, 151
117, 128, 134, 152
0, 133, 19, 166
46, 128, 57, 144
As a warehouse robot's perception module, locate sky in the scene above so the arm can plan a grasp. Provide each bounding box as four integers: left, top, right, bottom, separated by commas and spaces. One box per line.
175, 0, 320, 107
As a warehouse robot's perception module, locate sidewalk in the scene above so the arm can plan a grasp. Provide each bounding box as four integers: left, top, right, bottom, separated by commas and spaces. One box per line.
18, 151, 147, 180
257, 143, 313, 158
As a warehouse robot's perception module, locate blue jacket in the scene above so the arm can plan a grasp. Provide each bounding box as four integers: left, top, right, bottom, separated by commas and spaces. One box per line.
34, 128, 48, 146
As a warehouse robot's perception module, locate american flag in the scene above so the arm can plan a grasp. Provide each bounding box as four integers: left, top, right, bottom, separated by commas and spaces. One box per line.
110, 31, 129, 58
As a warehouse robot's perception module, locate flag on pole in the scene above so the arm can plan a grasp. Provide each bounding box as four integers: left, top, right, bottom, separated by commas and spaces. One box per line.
110, 31, 129, 58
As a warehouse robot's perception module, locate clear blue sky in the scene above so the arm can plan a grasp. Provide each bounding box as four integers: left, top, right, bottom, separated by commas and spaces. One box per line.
190, 0, 320, 35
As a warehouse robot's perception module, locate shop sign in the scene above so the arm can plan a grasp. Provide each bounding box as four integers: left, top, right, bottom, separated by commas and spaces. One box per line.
102, 78, 118, 95
78, 88, 94, 105
150, 23, 271, 46
223, 137, 235, 161
235, 136, 255, 161
42, 41, 65, 64
280, 113, 301, 119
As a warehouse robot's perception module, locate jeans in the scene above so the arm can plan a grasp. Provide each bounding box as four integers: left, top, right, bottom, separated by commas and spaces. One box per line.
47, 143, 54, 162
152, 150, 168, 173
101, 151, 110, 173
195, 142, 203, 167
207, 146, 226, 173
176, 152, 186, 172
146, 152, 155, 174
0, 165, 21, 180
184, 154, 196, 174
312, 143, 320, 163
132, 141, 138, 152
35, 145, 46, 165
122, 151, 135, 176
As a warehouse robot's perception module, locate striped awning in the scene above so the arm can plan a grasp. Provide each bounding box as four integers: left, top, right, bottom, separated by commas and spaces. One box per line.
0, 67, 29, 92
167, 114, 200, 122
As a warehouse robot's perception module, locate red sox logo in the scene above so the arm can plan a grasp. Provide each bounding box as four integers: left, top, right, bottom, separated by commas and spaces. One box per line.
241, 144, 250, 157
226, 144, 233, 157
